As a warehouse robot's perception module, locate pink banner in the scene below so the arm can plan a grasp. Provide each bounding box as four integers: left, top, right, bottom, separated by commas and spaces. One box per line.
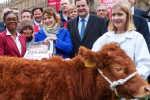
48, 0, 60, 11
101, 0, 115, 18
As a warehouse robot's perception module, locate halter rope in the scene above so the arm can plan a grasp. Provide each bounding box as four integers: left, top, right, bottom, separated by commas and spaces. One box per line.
97, 69, 138, 98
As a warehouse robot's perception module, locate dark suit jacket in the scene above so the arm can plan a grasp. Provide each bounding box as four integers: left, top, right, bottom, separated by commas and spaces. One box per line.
67, 13, 107, 58
0, 30, 26, 57
134, 8, 145, 17
0, 27, 4, 33
106, 15, 150, 51
0, 21, 5, 31
142, 8, 150, 22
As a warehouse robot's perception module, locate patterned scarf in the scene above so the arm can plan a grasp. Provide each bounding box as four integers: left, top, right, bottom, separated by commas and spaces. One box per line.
43, 23, 60, 56
43, 23, 59, 38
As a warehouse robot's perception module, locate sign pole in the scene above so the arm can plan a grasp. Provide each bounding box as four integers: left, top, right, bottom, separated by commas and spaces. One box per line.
55, 1, 59, 12
55, 5, 59, 12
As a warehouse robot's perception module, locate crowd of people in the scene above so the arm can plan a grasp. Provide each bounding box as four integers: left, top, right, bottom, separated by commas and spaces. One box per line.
0, 0, 150, 97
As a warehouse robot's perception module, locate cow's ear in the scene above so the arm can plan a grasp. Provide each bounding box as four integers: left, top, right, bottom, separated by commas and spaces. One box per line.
78, 46, 101, 68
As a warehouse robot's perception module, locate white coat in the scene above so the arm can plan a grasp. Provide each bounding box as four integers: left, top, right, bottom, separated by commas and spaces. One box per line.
92, 30, 150, 80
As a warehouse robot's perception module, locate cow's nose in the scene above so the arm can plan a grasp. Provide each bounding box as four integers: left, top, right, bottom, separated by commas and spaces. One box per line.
144, 86, 150, 95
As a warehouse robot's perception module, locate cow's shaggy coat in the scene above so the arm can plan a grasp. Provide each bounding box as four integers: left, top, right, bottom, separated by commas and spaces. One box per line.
0, 43, 149, 100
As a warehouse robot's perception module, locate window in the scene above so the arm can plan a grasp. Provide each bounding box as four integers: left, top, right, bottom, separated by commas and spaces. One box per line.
25, 0, 27, 8
33, 0, 35, 6
18, 4, 20, 11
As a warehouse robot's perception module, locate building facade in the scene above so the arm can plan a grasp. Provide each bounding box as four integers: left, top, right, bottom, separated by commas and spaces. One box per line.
0, 0, 50, 21
135, 0, 149, 10
0, 0, 149, 21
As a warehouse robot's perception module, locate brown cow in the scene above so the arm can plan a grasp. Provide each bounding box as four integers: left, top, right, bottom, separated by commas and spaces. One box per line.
0, 43, 149, 100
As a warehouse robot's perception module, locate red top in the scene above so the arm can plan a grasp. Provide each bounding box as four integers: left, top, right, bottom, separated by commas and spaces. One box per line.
0, 30, 26, 57
63, 19, 71, 29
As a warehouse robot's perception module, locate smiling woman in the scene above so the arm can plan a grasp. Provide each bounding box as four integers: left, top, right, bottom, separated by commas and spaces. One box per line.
92, 1, 150, 81
17, 19, 34, 48
0, 11, 26, 57
34, 8, 73, 58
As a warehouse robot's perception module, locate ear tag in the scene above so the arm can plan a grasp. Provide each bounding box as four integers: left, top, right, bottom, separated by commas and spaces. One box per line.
85, 60, 93, 67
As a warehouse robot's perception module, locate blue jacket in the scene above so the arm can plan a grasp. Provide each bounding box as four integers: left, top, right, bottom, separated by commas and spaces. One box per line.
34, 28, 73, 58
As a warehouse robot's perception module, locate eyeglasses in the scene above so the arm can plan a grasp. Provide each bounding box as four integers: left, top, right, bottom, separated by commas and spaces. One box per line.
6, 18, 18, 22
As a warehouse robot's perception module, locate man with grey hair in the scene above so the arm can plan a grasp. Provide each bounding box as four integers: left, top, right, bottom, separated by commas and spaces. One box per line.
96, 3, 108, 20
58, 0, 71, 27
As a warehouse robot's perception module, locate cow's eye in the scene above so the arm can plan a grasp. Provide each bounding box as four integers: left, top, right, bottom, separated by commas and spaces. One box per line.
114, 67, 122, 71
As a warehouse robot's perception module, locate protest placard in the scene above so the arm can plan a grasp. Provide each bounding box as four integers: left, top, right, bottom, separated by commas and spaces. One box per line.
24, 41, 53, 60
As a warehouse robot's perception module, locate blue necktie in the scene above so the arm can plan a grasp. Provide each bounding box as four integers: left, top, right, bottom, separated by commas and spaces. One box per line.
39, 24, 42, 30
80, 19, 85, 41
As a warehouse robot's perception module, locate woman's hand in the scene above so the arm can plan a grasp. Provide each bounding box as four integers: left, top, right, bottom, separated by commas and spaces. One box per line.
44, 37, 57, 45
62, 58, 71, 61
48, 53, 52, 58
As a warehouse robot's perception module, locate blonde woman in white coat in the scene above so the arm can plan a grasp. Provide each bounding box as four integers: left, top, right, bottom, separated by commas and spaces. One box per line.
92, 1, 150, 80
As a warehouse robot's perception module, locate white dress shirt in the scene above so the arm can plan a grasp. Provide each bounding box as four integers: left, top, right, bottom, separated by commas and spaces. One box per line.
63, 15, 68, 21
92, 30, 150, 80
6, 29, 22, 55
131, 6, 134, 15
78, 13, 90, 35
33, 19, 42, 30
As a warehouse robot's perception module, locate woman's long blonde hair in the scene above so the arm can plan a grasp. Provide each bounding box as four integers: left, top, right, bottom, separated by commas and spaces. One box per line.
108, 1, 136, 31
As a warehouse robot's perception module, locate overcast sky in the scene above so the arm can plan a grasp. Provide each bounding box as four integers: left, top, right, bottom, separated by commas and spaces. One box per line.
0, 0, 7, 3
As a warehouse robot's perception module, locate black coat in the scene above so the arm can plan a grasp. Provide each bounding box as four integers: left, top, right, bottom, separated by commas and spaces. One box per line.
134, 8, 145, 17
0, 27, 4, 33
0, 21, 5, 32
67, 13, 107, 58
142, 8, 150, 22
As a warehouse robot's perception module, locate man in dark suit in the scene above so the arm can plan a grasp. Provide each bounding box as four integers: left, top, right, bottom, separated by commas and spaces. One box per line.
0, 7, 11, 31
128, 0, 145, 17
127, 0, 149, 51
134, 8, 145, 17
67, 0, 107, 58
133, 15, 150, 50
